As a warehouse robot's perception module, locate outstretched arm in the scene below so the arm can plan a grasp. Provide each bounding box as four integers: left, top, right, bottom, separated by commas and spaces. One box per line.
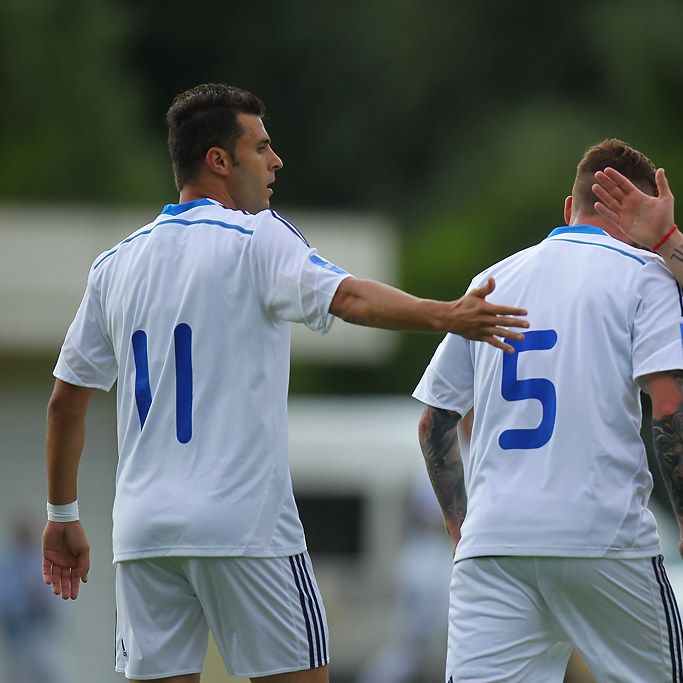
593, 167, 683, 283
43, 379, 94, 600
644, 371, 683, 557
417, 405, 466, 554
330, 276, 528, 354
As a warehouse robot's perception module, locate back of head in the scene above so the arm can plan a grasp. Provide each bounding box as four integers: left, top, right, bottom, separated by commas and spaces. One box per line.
572, 138, 657, 216
166, 83, 265, 190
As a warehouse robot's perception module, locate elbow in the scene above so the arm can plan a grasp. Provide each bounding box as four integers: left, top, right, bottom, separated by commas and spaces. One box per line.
329, 289, 352, 322
645, 372, 683, 420
653, 399, 682, 421
47, 381, 93, 422
47, 394, 78, 423
418, 407, 433, 444
329, 280, 362, 324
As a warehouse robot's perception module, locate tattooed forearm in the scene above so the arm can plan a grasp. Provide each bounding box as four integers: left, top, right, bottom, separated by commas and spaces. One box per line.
653, 406, 683, 518
418, 406, 466, 535
670, 245, 683, 265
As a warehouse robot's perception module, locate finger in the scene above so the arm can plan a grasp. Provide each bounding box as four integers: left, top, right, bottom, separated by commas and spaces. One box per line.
593, 171, 625, 201
593, 201, 619, 225
42, 558, 53, 586
656, 168, 673, 199
70, 573, 81, 600
470, 277, 495, 299
51, 562, 62, 596
490, 327, 525, 341
484, 314, 529, 328
483, 305, 528, 318
60, 565, 71, 600
603, 167, 639, 194
482, 335, 515, 354
78, 550, 90, 584
592, 182, 623, 211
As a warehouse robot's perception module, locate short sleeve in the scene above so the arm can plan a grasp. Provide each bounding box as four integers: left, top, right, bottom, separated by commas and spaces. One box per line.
53, 268, 117, 391
413, 332, 475, 415
250, 210, 353, 334
632, 260, 683, 382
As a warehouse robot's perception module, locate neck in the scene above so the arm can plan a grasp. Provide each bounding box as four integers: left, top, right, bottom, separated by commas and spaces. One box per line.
570, 213, 636, 246
178, 180, 237, 209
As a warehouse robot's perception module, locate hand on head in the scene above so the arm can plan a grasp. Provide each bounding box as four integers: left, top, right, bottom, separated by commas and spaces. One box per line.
592, 167, 676, 250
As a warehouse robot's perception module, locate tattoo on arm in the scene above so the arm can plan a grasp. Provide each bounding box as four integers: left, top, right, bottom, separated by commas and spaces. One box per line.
652, 374, 683, 519
418, 406, 466, 533
670, 246, 683, 265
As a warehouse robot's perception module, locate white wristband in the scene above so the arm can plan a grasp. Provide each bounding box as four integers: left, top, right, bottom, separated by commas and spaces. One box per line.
47, 500, 79, 522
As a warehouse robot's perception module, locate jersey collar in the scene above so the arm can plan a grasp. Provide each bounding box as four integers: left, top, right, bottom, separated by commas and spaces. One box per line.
161, 198, 220, 216
546, 225, 608, 238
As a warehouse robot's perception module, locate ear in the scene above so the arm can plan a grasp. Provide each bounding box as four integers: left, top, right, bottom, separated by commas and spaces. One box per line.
205, 147, 231, 177
563, 196, 573, 225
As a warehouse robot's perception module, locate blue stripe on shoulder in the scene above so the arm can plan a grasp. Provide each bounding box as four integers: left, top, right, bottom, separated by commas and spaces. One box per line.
547, 225, 608, 238
549, 238, 646, 265
93, 218, 253, 269
155, 218, 253, 234
270, 210, 310, 246
161, 198, 216, 215
93, 229, 156, 269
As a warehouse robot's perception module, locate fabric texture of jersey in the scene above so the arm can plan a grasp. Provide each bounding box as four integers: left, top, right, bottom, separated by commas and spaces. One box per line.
413, 225, 683, 561
54, 199, 352, 561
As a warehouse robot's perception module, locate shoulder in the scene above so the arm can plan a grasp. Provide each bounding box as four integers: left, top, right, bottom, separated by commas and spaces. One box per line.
251, 209, 310, 247
468, 245, 540, 289
89, 221, 158, 276
163, 202, 258, 236
636, 254, 679, 291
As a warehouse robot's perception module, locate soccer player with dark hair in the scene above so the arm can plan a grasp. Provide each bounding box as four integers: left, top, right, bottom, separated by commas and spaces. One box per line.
41, 83, 527, 683
415, 139, 683, 681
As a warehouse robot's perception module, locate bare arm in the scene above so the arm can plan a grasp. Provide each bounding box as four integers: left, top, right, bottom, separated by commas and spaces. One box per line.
330, 276, 528, 354
593, 167, 683, 284
42, 379, 94, 600
644, 371, 683, 556
417, 405, 466, 554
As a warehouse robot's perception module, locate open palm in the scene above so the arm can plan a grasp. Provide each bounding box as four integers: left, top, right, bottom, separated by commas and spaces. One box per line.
593, 167, 675, 249
42, 520, 90, 600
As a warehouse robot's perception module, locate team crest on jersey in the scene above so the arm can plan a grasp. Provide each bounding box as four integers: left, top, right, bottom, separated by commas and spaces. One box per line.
309, 254, 348, 275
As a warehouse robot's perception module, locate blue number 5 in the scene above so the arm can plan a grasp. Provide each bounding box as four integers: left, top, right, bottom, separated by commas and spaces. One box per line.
499, 329, 557, 450
131, 323, 193, 443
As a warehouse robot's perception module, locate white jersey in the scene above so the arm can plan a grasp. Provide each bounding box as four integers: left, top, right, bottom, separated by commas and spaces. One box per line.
54, 199, 352, 562
413, 225, 683, 561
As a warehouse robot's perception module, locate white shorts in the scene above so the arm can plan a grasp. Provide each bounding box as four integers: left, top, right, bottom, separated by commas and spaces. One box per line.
446, 555, 682, 683
114, 552, 329, 680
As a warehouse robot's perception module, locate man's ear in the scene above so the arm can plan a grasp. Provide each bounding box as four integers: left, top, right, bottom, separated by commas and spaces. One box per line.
205, 147, 231, 177
564, 196, 573, 224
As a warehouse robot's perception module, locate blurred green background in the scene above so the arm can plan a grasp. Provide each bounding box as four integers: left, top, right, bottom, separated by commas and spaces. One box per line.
3, 0, 682, 395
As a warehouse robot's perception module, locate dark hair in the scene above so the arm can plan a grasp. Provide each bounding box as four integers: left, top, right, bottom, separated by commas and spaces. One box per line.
166, 83, 266, 189
572, 138, 657, 214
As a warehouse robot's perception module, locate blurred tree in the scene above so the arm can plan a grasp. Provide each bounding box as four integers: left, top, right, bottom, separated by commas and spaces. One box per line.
0, 0, 168, 202
3, 0, 682, 396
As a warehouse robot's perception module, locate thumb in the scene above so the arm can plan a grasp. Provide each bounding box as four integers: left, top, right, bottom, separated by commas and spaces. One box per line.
656, 168, 673, 200
471, 277, 495, 299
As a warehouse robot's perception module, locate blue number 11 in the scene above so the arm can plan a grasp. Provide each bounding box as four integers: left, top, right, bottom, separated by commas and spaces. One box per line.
131, 323, 193, 443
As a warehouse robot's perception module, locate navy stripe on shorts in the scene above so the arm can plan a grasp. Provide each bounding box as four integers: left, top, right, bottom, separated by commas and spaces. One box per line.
289, 553, 328, 669
652, 555, 683, 682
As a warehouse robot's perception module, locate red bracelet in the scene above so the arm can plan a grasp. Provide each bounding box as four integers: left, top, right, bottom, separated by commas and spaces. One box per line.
653, 224, 678, 251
